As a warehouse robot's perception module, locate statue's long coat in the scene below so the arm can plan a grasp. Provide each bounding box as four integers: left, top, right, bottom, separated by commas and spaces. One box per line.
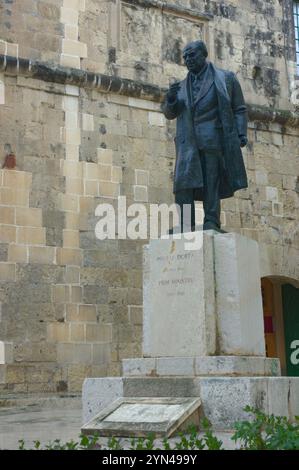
162, 63, 248, 199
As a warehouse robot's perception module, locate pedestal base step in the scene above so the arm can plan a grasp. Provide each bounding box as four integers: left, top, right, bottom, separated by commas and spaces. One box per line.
122, 356, 281, 377
83, 376, 299, 431
81, 397, 201, 438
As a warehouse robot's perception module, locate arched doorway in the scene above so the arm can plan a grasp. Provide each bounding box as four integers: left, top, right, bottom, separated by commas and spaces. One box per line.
261, 277, 299, 376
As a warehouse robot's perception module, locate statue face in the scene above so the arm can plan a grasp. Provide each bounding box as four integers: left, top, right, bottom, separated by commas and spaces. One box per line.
183, 45, 206, 73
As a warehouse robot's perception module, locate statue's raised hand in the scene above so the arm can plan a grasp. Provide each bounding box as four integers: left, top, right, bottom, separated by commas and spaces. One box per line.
167, 81, 181, 102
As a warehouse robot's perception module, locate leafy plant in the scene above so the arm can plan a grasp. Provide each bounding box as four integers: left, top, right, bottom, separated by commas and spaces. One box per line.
107, 436, 122, 450
129, 433, 155, 450
18, 433, 102, 451
174, 424, 206, 450
201, 417, 223, 450
17, 420, 222, 451
232, 405, 299, 450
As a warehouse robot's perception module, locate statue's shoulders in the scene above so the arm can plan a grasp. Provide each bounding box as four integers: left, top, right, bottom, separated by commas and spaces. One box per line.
212, 64, 236, 80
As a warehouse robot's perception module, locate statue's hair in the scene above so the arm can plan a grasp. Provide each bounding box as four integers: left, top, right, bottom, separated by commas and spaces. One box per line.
183, 40, 208, 58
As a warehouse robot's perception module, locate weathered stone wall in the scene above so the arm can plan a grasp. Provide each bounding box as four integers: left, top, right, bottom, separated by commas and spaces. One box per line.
1, 0, 298, 107
0, 0, 298, 393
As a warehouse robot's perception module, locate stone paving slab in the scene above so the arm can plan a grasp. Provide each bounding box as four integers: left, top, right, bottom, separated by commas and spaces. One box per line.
0, 404, 238, 450
0, 405, 82, 450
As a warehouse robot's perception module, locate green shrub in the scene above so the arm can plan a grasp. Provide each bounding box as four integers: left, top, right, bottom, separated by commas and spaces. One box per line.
17, 419, 222, 451
232, 406, 299, 450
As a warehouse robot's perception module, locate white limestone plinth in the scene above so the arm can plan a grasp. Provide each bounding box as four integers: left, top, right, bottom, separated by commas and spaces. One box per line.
143, 232, 216, 357
143, 231, 266, 358
214, 233, 266, 356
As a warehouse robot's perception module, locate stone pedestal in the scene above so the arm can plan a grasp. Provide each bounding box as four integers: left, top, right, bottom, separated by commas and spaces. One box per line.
214, 233, 265, 355
82, 232, 299, 433
83, 376, 299, 430
143, 232, 216, 357
143, 231, 265, 358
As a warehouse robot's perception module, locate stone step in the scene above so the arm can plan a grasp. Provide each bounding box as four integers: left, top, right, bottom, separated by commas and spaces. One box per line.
122, 356, 281, 377
0, 392, 81, 409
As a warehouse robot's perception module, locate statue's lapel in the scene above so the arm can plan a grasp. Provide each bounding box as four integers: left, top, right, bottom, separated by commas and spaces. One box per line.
193, 63, 214, 106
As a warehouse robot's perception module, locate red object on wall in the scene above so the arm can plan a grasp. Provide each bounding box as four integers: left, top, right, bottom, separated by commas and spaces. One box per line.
264, 316, 274, 334
2, 153, 16, 169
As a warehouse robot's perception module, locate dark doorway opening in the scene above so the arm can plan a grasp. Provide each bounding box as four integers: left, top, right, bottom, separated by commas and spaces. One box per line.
261, 277, 299, 377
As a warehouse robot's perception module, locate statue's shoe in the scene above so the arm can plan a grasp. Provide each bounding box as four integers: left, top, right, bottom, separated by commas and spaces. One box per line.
203, 222, 226, 233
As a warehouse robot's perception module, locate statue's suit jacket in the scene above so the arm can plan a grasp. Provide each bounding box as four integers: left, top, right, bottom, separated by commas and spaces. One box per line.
162, 62, 248, 199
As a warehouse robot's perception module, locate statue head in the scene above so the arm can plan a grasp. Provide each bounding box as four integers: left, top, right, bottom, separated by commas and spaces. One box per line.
182, 40, 208, 73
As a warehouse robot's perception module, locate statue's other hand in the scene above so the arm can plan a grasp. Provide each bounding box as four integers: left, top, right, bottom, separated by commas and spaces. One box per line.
239, 135, 248, 148
167, 82, 181, 101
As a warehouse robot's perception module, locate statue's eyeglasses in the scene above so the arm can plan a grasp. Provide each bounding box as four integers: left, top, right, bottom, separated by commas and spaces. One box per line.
183, 50, 205, 61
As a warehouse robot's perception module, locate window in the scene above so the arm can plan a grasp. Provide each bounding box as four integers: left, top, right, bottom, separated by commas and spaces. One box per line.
294, 1, 299, 73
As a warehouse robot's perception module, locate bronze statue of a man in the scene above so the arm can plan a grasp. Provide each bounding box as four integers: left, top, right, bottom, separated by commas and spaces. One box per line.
162, 40, 248, 232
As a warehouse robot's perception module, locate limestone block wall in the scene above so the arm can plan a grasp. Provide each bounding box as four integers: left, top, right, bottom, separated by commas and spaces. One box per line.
0, 74, 150, 393
0, 1, 298, 108
0, 0, 298, 393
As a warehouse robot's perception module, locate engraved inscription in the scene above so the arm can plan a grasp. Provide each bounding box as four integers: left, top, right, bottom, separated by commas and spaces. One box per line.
155, 252, 195, 297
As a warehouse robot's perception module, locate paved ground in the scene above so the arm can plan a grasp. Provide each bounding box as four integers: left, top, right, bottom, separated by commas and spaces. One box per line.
0, 399, 238, 450
0, 405, 83, 450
